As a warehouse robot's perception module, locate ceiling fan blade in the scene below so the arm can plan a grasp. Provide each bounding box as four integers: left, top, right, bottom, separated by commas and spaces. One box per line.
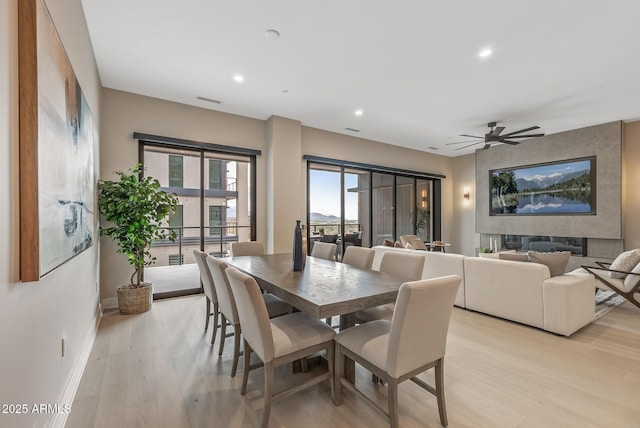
501, 133, 545, 139
501, 126, 540, 137
490, 126, 505, 137
459, 134, 483, 139
481, 144, 492, 150
500, 140, 520, 145
446, 140, 483, 145
455, 141, 483, 151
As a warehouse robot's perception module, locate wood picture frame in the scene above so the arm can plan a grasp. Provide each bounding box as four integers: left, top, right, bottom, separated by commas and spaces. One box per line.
19, 0, 95, 282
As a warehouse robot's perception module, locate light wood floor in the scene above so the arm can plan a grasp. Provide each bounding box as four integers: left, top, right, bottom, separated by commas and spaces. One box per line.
67, 296, 640, 428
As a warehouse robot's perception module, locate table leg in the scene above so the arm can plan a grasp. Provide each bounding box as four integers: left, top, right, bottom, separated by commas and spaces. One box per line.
339, 313, 356, 383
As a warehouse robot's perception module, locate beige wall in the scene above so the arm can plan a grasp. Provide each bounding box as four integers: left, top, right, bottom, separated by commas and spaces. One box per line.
451, 153, 478, 256
0, 1, 102, 427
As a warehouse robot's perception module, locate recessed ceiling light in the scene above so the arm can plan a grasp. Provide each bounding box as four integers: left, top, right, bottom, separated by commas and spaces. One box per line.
479, 48, 492, 58
233, 74, 244, 83
265, 29, 280, 39
354, 109, 363, 116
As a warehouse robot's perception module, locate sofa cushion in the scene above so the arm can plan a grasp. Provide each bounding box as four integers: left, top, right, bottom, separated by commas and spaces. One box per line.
499, 252, 529, 262
383, 239, 395, 247
608, 249, 640, 279
528, 251, 571, 277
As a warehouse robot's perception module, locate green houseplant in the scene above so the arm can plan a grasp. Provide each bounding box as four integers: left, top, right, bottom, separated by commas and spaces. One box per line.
98, 164, 178, 314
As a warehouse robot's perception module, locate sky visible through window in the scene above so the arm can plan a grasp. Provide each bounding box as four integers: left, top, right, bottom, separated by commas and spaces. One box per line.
309, 169, 359, 220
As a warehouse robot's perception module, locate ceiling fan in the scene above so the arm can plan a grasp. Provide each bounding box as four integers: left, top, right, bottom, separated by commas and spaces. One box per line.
447, 121, 545, 151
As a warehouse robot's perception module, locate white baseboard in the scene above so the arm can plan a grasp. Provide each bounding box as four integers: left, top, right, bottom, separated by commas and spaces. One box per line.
52, 302, 102, 428
101, 296, 118, 310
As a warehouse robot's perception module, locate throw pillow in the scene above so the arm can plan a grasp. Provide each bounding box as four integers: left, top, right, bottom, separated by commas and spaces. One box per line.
409, 238, 427, 251
608, 249, 640, 279
405, 243, 416, 250
623, 261, 640, 292
527, 251, 571, 277
383, 239, 395, 247
499, 253, 529, 262
394, 241, 404, 248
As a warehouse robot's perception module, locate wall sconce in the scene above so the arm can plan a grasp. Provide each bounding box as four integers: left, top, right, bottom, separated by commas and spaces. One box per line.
463, 190, 470, 200
420, 189, 427, 209
463, 187, 471, 205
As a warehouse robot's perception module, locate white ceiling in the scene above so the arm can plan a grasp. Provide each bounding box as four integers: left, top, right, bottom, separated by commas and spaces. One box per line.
80, 0, 640, 157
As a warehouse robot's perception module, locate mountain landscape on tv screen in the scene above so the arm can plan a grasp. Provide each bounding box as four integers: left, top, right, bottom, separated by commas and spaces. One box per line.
515, 169, 589, 191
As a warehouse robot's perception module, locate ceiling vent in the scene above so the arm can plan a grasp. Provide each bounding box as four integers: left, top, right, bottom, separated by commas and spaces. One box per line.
197, 96, 222, 104
345, 127, 360, 133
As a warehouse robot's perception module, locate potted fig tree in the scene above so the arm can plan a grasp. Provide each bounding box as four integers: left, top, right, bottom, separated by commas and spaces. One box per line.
98, 164, 178, 314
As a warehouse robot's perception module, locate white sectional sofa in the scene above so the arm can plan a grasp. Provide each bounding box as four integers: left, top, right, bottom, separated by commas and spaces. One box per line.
371, 245, 596, 336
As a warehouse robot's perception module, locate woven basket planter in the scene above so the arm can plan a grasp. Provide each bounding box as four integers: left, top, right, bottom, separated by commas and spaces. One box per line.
117, 282, 152, 314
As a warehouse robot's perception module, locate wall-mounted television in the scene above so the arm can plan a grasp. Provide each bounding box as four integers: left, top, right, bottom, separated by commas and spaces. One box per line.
490, 157, 596, 215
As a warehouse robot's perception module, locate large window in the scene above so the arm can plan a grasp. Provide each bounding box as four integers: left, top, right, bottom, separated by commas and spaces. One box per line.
138, 134, 259, 299
306, 157, 442, 252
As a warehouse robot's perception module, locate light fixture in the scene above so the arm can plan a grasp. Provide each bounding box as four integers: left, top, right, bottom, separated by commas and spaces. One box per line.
421, 189, 427, 209
355, 109, 363, 116
463, 187, 471, 203
233, 74, 244, 83
478, 48, 492, 58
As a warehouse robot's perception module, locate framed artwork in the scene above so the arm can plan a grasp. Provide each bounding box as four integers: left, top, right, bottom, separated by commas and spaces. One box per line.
19, 0, 95, 281
489, 157, 595, 216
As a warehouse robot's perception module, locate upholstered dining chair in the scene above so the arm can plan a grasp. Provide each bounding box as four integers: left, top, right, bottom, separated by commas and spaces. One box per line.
193, 249, 219, 344
334, 275, 461, 428
225, 266, 336, 428
206, 256, 291, 377
342, 246, 375, 270
356, 251, 425, 323
311, 242, 337, 260
230, 241, 265, 257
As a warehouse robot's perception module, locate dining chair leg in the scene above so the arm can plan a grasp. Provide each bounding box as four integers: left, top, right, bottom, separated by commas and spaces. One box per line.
387, 378, 399, 428
210, 303, 219, 345
261, 361, 274, 428
241, 340, 251, 395
218, 315, 227, 356
204, 297, 211, 332
435, 358, 448, 426
333, 343, 343, 405
327, 342, 335, 403
231, 324, 241, 378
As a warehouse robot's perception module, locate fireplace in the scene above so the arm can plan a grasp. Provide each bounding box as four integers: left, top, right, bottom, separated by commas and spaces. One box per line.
485, 234, 588, 256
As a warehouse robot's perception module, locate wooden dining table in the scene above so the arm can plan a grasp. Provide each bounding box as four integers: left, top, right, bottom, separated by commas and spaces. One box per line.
224, 253, 405, 382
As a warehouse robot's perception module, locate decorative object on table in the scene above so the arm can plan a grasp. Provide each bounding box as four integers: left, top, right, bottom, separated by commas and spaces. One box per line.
293, 220, 304, 271
19, 0, 97, 281
97, 164, 178, 314
301, 224, 307, 266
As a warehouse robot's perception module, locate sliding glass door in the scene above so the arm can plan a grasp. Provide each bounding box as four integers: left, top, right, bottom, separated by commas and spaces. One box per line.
308, 160, 439, 253
141, 144, 254, 298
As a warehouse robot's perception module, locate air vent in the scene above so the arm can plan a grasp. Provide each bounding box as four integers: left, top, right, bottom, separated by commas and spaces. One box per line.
345, 127, 360, 133
197, 96, 222, 104
428, 146, 439, 150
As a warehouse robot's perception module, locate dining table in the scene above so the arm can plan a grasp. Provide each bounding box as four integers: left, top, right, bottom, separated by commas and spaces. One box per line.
224, 253, 405, 383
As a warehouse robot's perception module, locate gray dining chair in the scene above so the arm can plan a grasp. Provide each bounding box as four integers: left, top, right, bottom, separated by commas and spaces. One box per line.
334, 275, 461, 428
230, 241, 265, 257
193, 249, 219, 344
356, 251, 425, 323
206, 256, 291, 377
225, 266, 336, 428
342, 246, 375, 270
311, 241, 337, 260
